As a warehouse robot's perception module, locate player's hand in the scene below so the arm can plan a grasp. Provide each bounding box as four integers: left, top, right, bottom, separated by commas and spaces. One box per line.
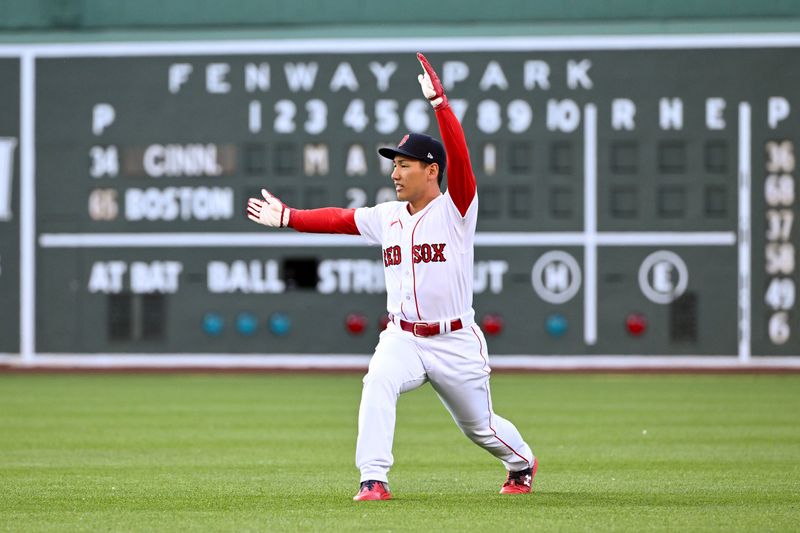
247, 189, 290, 228
417, 52, 447, 108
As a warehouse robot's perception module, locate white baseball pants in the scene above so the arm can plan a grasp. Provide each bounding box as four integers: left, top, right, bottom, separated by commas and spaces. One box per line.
355, 321, 534, 483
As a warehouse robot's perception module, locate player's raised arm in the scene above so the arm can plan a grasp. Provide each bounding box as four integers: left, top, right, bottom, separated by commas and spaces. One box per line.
247, 189, 359, 234
417, 52, 476, 217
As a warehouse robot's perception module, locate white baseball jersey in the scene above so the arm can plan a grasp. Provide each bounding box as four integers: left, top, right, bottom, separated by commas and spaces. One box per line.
354, 191, 478, 325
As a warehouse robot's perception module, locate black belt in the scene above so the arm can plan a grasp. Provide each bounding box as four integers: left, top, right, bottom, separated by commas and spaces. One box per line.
391, 315, 464, 337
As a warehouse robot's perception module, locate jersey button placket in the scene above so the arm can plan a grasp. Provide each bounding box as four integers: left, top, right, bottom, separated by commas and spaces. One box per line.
400, 217, 416, 317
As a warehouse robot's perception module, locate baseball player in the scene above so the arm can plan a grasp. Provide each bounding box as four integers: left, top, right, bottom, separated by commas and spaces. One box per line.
247, 53, 536, 501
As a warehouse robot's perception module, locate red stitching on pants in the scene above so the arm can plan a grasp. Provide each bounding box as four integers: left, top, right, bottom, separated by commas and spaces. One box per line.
470, 325, 532, 468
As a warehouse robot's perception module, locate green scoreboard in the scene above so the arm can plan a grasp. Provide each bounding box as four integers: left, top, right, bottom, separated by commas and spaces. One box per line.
3, 36, 800, 358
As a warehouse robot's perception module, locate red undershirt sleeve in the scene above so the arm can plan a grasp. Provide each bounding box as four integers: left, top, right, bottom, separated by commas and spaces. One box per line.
435, 103, 477, 217
288, 207, 360, 235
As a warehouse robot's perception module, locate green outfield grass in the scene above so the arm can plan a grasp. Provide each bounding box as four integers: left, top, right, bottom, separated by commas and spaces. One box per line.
0, 373, 798, 532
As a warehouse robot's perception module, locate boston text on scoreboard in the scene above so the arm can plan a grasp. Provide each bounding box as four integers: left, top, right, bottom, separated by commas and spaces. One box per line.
2, 35, 800, 358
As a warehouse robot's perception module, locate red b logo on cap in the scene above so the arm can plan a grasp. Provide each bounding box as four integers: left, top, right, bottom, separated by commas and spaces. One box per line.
398, 134, 410, 147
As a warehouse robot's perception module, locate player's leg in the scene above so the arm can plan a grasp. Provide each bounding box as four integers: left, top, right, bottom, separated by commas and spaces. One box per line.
426, 325, 534, 474
355, 323, 428, 484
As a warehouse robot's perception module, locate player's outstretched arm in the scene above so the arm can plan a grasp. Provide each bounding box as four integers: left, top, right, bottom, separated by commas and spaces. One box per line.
247, 189, 359, 234
417, 52, 476, 217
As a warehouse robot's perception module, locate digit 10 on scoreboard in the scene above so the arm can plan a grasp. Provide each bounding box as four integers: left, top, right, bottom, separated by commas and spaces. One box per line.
17, 40, 799, 356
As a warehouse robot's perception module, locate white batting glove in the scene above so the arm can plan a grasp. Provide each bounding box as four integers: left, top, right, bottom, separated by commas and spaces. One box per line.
417, 52, 447, 109
247, 189, 290, 228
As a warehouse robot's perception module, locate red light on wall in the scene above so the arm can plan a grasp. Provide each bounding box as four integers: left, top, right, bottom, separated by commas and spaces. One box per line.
482, 314, 504, 336
626, 313, 647, 336
345, 313, 368, 335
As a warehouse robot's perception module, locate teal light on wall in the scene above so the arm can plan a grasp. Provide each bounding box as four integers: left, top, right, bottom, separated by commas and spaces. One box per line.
269, 312, 291, 336
202, 312, 224, 336
545, 313, 568, 338
236, 312, 258, 336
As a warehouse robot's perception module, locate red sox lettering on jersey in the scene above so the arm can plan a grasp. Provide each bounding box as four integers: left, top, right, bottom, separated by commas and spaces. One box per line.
383, 243, 447, 266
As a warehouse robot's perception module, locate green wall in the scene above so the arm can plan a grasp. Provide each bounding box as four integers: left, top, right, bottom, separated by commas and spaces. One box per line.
2, 0, 800, 31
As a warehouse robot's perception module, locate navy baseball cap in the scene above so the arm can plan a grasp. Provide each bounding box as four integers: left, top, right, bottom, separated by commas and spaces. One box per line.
378, 133, 446, 173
